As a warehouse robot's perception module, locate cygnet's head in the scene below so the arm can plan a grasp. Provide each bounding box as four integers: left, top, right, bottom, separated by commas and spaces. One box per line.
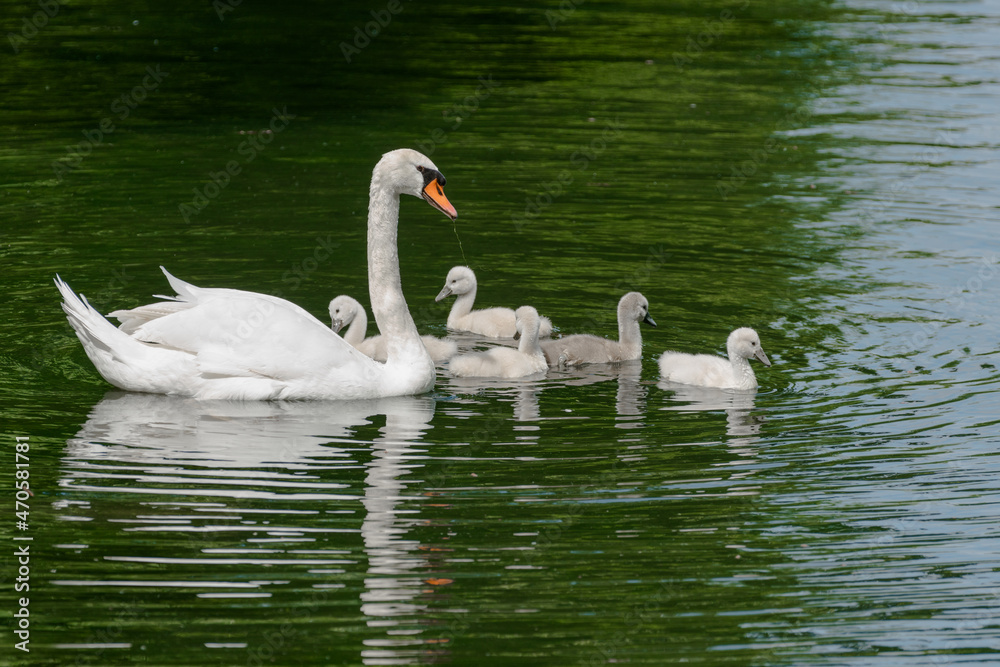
374, 149, 457, 220
328, 295, 362, 333
512, 305, 540, 340
435, 265, 477, 301
727, 327, 771, 366
619, 292, 657, 327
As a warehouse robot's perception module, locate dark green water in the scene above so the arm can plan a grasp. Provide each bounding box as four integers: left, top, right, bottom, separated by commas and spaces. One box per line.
2, 0, 999, 665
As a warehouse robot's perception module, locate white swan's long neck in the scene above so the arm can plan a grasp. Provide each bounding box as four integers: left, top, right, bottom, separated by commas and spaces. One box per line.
618, 309, 643, 358
728, 352, 758, 389
367, 174, 423, 359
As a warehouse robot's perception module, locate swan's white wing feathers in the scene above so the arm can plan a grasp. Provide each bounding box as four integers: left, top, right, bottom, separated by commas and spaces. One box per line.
110, 301, 196, 334
131, 291, 381, 389
160, 266, 204, 301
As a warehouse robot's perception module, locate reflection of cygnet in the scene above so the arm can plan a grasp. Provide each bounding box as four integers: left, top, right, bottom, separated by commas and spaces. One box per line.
658, 327, 771, 390
329, 295, 457, 363
435, 266, 553, 338
448, 306, 547, 378
541, 292, 655, 367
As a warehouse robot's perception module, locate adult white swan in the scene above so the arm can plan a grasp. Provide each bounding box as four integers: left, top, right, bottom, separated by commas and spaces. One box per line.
55, 148, 457, 400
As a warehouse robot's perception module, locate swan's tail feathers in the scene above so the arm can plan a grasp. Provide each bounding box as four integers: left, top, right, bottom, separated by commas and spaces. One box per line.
55, 275, 119, 356
159, 266, 201, 302
55, 275, 178, 394
55, 276, 160, 391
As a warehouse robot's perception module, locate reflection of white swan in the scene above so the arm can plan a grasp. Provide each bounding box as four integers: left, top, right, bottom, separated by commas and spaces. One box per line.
55, 149, 457, 401
658, 328, 771, 390
328, 294, 458, 362
358, 404, 431, 634
64, 391, 437, 664
541, 292, 656, 367
435, 266, 553, 338
66, 391, 435, 481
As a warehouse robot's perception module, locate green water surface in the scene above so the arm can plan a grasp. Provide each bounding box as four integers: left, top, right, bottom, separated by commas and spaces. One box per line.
2, 0, 999, 665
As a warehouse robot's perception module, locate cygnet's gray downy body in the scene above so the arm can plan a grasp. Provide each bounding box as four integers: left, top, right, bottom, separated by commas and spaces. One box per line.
541, 292, 655, 367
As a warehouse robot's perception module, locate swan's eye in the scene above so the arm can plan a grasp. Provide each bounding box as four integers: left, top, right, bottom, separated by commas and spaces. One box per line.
416, 165, 425, 172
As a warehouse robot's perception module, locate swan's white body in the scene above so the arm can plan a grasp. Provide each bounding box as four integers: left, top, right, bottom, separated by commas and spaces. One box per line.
658, 327, 771, 390
435, 266, 553, 338
541, 292, 656, 367
329, 294, 457, 363
56, 148, 457, 401
448, 306, 547, 378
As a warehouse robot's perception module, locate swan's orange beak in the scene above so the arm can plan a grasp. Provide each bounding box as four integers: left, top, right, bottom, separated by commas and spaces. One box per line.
422, 178, 458, 221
